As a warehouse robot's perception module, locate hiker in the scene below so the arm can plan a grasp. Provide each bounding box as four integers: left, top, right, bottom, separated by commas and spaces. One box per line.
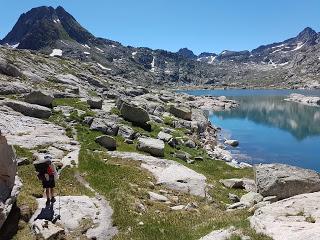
34, 155, 58, 205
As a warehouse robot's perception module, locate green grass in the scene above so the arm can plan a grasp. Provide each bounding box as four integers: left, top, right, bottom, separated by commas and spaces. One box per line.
52, 98, 93, 112
76, 124, 271, 240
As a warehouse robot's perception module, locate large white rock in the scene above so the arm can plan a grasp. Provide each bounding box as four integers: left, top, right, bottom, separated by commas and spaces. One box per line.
240, 192, 263, 207
250, 192, 320, 240
24, 91, 54, 107
32, 219, 65, 240
0, 106, 70, 149
1, 99, 52, 118
199, 226, 240, 240
137, 137, 165, 157
30, 196, 117, 240
169, 104, 192, 121
108, 151, 207, 197
119, 102, 150, 126
254, 164, 320, 199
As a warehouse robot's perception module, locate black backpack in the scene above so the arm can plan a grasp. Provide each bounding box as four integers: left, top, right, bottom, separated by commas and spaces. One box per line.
34, 161, 50, 180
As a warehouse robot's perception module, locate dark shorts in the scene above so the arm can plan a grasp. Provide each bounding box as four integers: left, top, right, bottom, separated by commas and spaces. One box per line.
42, 176, 55, 188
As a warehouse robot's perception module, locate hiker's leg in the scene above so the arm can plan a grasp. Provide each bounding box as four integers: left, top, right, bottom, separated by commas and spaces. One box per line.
45, 188, 50, 199
50, 188, 55, 198
45, 188, 51, 205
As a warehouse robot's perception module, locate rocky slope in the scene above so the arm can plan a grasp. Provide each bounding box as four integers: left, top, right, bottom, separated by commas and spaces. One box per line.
0, 33, 320, 240
1, 6, 320, 88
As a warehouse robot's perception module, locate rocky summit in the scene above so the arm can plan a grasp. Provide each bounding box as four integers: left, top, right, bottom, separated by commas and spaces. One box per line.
0, 3, 319, 240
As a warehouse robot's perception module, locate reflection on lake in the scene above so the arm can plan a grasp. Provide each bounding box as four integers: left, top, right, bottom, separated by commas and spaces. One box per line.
215, 96, 320, 140
184, 89, 320, 171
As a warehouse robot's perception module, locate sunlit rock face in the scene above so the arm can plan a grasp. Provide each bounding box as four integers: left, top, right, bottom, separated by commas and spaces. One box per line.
0, 133, 19, 229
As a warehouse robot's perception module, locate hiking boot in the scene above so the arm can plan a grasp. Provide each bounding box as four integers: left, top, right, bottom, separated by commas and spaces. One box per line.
46, 198, 50, 205
51, 197, 56, 203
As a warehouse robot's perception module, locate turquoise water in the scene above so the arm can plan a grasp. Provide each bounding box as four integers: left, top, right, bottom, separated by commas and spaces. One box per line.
184, 89, 320, 171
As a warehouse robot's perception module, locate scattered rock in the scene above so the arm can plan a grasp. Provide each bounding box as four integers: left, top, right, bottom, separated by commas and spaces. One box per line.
169, 105, 192, 120
0, 82, 30, 95
227, 202, 247, 210
228, 193, 240, 203
170, 205, 186, 211
185, 202, 199, 211
148, 192, 169, 202
1, 99, 52, 118
95, 135, 117, 151
0, 58, 22, 77
254, 164, 320, 199
168, 138, 179, 148
90, 118, 119, 136
220, 178, 256, 191
87, 97, 103, 109
157, 131, 172, 142
185, 139, 196, 148
224, 139, 239, 147
118, 125, 135, 139
24, 91, 54, 107
240, 192, 263, 207
137, 137, 164, 157
119, 102, 150, 128
83, 116, 94, 125
124, 139, 134, 144
135, 202, 146, 213
32, 219, 65, 240
175, 151, 191, 161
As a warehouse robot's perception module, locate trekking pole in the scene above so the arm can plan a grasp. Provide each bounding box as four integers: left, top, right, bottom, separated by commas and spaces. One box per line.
58, 179, 61, 219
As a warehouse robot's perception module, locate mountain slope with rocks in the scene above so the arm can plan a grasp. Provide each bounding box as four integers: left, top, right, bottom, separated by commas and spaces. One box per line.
0, 5, 320, 240
1, 6, 320, 88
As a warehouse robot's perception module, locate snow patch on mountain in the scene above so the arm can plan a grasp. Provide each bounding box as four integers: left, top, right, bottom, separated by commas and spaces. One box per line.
150, 57, 155, 72
292, 42, 305, 51
95, 47, 104, 53
49, 49, 62, 57
97, 63, 111, 71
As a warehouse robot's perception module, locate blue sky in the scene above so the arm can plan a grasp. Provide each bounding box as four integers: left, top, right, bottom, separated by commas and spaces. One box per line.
1, 0, 319, 54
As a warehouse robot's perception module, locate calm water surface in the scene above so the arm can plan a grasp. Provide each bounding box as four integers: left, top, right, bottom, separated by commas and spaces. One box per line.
184, 89, 320, 171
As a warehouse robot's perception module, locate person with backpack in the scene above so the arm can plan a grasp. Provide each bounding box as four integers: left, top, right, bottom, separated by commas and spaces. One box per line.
34, 155, 58, 205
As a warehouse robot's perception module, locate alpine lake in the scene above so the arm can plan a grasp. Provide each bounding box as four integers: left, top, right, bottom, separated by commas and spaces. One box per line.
184, 89, 320, 172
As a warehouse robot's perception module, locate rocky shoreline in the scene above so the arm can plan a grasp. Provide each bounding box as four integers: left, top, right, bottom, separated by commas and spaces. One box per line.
285, 93, 320, 106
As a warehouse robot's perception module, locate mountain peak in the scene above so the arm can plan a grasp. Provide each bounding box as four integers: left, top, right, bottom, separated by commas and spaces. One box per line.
177, 48, 196, 59
296, 27, 318, 43
1, 5, 94, 50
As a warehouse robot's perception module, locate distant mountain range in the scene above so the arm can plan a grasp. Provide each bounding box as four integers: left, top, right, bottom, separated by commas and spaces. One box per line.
1, 6, 320, 88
